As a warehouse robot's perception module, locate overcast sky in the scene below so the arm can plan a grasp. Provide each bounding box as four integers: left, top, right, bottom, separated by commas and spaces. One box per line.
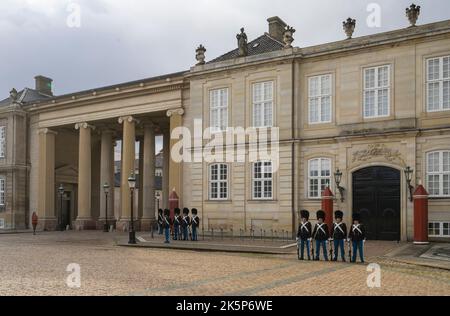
1, 0, 449, 97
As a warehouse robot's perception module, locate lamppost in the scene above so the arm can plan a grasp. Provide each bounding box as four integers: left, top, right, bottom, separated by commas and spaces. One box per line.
156, 191, 161, 211
334, 169, 345, 202
103, 182, 110, 232
404, 166, 414, 202
58, 184, 65, 231
128, 172, 137, 244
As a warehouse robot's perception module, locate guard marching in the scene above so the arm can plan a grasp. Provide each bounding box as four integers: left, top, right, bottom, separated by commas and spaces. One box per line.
331, 210, 347, 262
181, 208, 191, 241
348, 213, 366, 263
296, 210, 312, 260
191, 208, 200, 241
162, 209, 172, 244
312, 210, 329, 261
173, 208, 182, 240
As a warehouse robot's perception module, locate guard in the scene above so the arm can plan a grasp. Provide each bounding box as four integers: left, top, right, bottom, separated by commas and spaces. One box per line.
296, 210, 312, 260
182, 208, 191, 241
312, 210, 329, 261
163, 209, 172, 244
348, 213, 366, 263
191, 208, 200, 241
332, 210, 347, 262
173, 208, 182, 240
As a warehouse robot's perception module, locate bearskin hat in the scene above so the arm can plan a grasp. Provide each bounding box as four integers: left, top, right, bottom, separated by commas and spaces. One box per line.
158, 209, 163, 214
174, 208, 180, 215
163, 209, 170, 216
192, 208, 198, 215
335, 210, 344, 219
300, 210, 309, 220
183, 207, 189, 215
316, 210, 325, 220
352, 213, 361, 222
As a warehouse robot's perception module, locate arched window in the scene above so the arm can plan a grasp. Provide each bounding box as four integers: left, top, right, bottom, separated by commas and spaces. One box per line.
426, 151, 450, 197
209, 163, 229, 200
308, 158, 331, 198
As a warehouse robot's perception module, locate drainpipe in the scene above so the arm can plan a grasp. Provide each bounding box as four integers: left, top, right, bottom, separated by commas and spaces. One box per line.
291, 60, 296, 238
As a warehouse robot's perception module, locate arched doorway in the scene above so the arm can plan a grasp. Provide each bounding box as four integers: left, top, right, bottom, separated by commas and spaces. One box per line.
352, 166, 401, 241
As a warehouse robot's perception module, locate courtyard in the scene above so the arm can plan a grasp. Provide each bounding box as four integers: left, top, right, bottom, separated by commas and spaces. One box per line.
0, 231, 449, 296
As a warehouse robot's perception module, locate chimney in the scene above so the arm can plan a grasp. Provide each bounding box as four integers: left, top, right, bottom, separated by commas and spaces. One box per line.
34, 75, 53, 96
267, 16, 287, 42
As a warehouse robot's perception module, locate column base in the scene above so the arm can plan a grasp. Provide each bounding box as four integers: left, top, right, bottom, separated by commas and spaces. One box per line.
116, 219, 141, 232
74, 218, 97, 231
96, 219, 117, 231
36, 218, 58, 231
140, 218, 157, 231
413, 241, 430, 245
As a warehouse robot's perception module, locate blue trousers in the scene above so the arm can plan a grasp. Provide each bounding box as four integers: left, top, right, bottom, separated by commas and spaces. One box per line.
174, 224, 180, 240
352, 240, 364, 262
158, 224, 163, 235
333, 239, 346, 260
182, 226, 189, 240
297, 239, 311, 259
192, 226, 198, 241
164, 227, 170, 243
315, 240, 328, 261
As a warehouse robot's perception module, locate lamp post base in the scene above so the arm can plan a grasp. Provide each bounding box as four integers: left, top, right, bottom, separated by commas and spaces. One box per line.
128, 231, 137, 244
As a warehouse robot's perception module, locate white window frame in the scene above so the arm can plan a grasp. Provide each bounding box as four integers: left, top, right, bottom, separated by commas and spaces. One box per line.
252, 161, 273, 200
308, 158, 332, 199
209, 88, 228, 133
428, 221, 450, 237
426, 150, 450, 197
252, 81, 274, 128
0, 126, 6, 158
209, 163, 229, 200
363, 65, 391, 118
308, 74, 332, 124
426, 56, 450, 112
0, 177, 5, 207
0, 218, 5, 229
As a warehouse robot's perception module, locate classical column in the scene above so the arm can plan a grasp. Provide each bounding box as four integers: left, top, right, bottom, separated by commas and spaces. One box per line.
141, 123, 156, 230
37, 128, 57, 231
74, 122, 96, 230
99, 129, 115, 228
162, 128, 170, 209
167, 108, 185, 205
138, 139, 144, 223
118, 116, 137, 231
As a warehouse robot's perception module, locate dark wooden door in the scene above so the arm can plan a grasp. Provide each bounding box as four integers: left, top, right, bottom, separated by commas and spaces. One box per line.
352, 167, 401, 241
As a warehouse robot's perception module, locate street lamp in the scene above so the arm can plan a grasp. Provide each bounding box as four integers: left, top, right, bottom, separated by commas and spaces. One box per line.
128, 172, 137, 244
156, 191, 161, 211
58, 184, 65, 231
404, 166, 414, 202
103, 182, 110, 232
334, 169, 345, 202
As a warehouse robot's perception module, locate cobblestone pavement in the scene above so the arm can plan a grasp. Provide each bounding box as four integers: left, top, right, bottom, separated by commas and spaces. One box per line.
0, 232, 449, 296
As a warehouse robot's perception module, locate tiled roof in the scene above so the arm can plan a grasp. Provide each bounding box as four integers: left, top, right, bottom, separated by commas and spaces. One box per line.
0, 88, 51, 107
209, 33, 284, 63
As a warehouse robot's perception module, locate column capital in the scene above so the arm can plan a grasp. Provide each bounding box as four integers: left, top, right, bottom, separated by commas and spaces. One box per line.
75, 122, 96, 130
38, 128, 58, 136
118, 116, 140, 125
166, 108, 185, 117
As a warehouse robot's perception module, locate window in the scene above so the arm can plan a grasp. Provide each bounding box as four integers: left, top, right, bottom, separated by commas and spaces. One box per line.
308, 75, 332, 124
0, 126, 5, 158
363, 65, 390, 118
0, 178, 5, 207
428, 222, 450, 237
252, 161, 273, 199
209, 164, 228, 200
0, 218, 4, 229
427, 56, 450, 112
210, 88, 228, 132
426, 151, 450, 197
308, 158, 331, 198
253, 81, 273, 127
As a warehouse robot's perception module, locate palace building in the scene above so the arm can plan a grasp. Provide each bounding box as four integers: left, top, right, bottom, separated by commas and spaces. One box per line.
1, 6, 449, 241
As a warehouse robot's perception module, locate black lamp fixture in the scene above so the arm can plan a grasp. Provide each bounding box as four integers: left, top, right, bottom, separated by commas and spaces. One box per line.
128, 172, 137, 244
103, 182, 110, 233
404, 166, 414, 202
58, 184, 65, 231
334, 169, 345, 202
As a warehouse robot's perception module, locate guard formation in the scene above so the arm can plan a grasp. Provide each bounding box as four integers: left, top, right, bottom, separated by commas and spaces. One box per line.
297, 210, 366, 263
156, 207, 201, 243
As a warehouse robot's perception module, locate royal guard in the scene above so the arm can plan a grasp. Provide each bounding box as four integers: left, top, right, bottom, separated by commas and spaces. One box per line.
173, 208, 182, 240
182, 208, 191, 241
312, 210, 329, 261
163, 209, 172, 244
332, 210, 347, 262
296, 210, 312, 260
157, 209, 164, 235
191, 208, 200, 241
348, 213, 366, 263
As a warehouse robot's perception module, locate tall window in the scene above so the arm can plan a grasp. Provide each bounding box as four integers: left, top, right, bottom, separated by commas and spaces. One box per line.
0, 178, 5, 207
210, 88, 228, 132
252, 161, 273, 199
308, 75, 332, 124
0, 126, 6, 158
427, 56, 450, 112
209, 164, 228, 200
308, 158, 331, 198
428, 222, 450, 237
253, 81, 273, 127
427, 151, 450, 197
363, 65, 390, 118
